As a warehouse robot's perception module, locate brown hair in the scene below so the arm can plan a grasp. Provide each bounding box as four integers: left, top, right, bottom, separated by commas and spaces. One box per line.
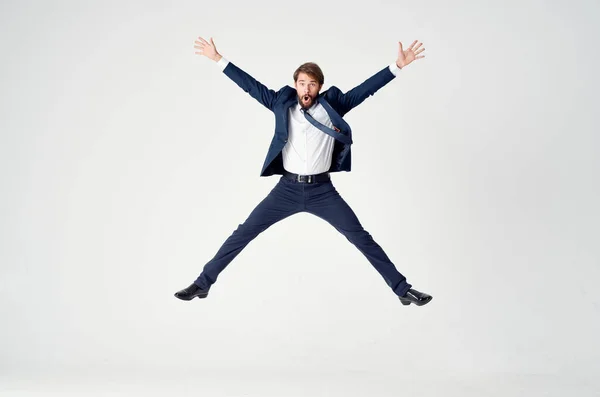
293, 62, 324, 85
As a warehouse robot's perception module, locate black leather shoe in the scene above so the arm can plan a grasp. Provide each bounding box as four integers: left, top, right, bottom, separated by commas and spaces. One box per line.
399, 288, 432, 306
174, 283, 209, 300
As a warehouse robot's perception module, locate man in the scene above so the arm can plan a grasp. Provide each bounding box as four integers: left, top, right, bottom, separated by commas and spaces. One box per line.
174, 36, 432, 306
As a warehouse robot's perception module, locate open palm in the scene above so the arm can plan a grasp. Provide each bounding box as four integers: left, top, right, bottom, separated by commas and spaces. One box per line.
397, 40, 425, 68
194, 36, 220, 61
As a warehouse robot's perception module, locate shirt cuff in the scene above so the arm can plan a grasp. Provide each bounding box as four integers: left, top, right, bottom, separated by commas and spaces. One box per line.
217, 56, 229, 70
389, 62, 401, 76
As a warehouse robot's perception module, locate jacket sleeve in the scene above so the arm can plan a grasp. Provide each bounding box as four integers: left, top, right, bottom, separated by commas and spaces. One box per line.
222, 61, 284, 112
330, 65, 397, 116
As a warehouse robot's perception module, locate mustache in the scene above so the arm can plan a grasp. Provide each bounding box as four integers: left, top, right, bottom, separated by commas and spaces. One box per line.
298, 93, 315, 102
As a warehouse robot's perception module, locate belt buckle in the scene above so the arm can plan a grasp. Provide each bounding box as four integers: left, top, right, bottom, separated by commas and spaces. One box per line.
297, 174, 312, 183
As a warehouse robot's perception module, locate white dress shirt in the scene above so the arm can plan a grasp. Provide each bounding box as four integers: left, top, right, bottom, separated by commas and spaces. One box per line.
217, 57, 401, 175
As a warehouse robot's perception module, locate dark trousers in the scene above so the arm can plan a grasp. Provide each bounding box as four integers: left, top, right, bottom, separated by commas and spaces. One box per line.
194, 175, 412, 296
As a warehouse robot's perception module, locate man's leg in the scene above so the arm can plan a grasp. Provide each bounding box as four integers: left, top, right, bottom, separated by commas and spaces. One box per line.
193, 177, 303, 289
304, 181, 412, 297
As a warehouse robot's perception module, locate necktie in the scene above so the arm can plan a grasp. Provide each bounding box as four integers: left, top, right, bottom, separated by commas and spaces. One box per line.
301, 106, 352, 145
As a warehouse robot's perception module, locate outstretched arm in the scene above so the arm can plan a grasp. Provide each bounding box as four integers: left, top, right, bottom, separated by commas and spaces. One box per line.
334, 40, 426, 115
193, 36, 281, 111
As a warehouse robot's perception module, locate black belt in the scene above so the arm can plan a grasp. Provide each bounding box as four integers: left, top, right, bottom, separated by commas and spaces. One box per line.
282, 170, 330, 184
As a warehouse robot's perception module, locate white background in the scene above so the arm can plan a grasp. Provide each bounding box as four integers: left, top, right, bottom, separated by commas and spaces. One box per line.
1, 0, 599, 395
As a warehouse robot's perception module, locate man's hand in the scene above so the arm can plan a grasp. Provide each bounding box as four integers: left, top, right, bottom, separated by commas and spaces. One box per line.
194, 36, 222, 62
396, 40, 425, 69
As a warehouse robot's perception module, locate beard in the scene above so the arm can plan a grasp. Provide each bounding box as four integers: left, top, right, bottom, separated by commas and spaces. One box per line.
298, 93, 316, 109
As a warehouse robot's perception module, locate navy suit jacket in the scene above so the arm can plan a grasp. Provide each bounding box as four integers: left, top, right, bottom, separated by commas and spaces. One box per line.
222, 61, 397, 176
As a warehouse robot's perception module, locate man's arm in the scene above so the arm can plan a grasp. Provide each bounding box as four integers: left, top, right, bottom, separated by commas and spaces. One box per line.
333, 65, 397, 116
193, 36, 281, 111
332, 40, 426, 116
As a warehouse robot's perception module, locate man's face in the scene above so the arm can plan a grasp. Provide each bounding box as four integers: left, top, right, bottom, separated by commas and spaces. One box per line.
294, 72, 321, 109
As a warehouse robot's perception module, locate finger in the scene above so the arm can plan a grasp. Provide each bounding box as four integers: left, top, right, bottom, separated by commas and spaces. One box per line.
210, 37, 215, 45
415, 55, 425, 59
198, 37, 210, 45
408, 40, 417, 50
198, 42, 212, 50
415, 48, 425, 55
398, 41, 403, 53
413, 42, 423, 51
